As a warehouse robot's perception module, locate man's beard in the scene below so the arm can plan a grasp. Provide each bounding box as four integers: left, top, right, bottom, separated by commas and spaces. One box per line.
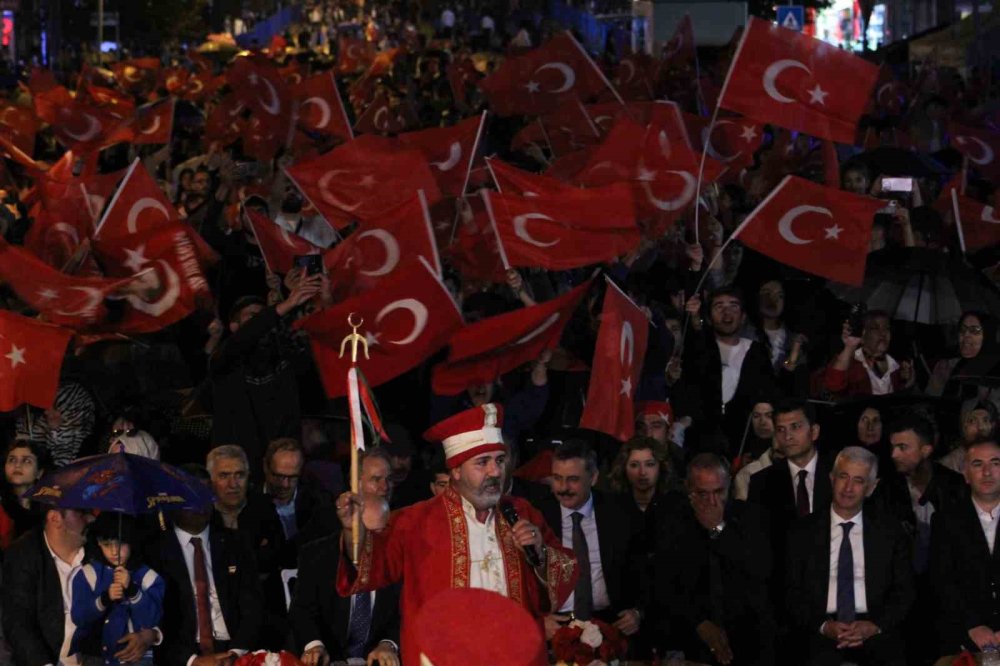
469, 477, 502, 510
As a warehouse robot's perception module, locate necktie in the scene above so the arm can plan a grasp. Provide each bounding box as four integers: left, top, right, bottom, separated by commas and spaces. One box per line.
571, 511, 593, 621
189, 537, 215, 655
836, 522, 856, 622
796, 469, 810, 517
347, 592, 372, 658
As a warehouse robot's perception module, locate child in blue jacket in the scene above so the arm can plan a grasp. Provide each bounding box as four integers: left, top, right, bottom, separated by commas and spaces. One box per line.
70, 513, 164, 665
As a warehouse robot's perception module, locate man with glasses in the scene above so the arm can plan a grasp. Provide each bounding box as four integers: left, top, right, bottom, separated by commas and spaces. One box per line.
262, 438, 337, 556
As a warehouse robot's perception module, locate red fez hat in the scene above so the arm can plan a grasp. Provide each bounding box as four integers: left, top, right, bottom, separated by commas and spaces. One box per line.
414, 588, 547, 666
423, 403, 505, 468
636, 400, 673, 426
513, 449, 554, 482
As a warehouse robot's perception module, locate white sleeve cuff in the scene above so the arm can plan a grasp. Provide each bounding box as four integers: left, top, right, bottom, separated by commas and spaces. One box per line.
303, 641, 326, 653
377, 639, 399, 653
152, 627, 163, 646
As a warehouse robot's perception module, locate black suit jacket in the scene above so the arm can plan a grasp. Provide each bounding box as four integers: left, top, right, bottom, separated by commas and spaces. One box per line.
288, 533, 401, 656
538, 490, 638, 614
144, 525, 264, 666
748, 454, 833, 546
1, 529, 100, 666
930, 496, 1000, 652
872, 463, 967, 548
785, 507, 914, 635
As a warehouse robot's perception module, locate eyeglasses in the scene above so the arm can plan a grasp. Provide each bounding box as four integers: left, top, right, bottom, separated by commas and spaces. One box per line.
111, 428, 137, 438
960, 325, 984, 335
269, 473, 300, 484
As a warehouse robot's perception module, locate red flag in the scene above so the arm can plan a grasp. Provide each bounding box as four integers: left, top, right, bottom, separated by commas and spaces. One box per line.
23, 208, 91, 270
448, 57, 481, 106
432, 278, 593, 394
396, 115, 485, 197
337, 38, 375, 74
733, 175, 884, 285
226, 56, 292, 151
354, 91, 411, 135
536, 98, 603, 157
296, 258, 463, 397
132, 99, 174, 145
94, 159, 177, 241
324, 190, 440, 299
579, 279, 648, 441
661, 14, 697, 69
204, 93, 245, 146
292, 72, 353, 142
951, 125, 1000, 181
83, 83, 136, 119
0, 103, 39, 156
683, 112, 764, 171
245, 207, 322, 274
32, 86, 122, 150
718, 17, 879, 144
486, 157, 578, 196
446, 195, 507, 285
613, 53, 657, 101
480, 31, 609, 116
0, 311, 73, 410
937, 175, 1000, 252
482, 185, 639, 270
112, 58, 160, 94
284, 134, 442, 228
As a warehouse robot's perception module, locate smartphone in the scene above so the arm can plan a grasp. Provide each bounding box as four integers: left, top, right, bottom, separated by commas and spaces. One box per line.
848, 302, 868, 337
882, 177, 913, 193
293, 254, 323, 276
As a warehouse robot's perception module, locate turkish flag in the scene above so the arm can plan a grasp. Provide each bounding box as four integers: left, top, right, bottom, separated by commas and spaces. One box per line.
397, 115, 485, 197
0, 103, 39, 156
486, 158, 578, 196
0, 311, 73, 410
94, 158, 177, 241
132, 99, 174, 145
181, 71, 224, 103
0, 237, 126, 328
324, 190, 440, 299
613, 53, 657, 101
661, 14, 697, 69
204, 93, 246, 146
83, 83, 136, 119
719, 17, 878, 144
446, 195, 507, 285
431, 277, 593, 394
337, 38, 375, 74
296, 259, 463, 398
23, 208, 92, 270
227, 56, 292, 143
244, 208, 322, 274
936, 176, 1000, 252
354, 91, 411, 135
292, 72, 353, 142
536, 99, 603, 157
480, 31, 609, 116
112, 58, 160, 93
161, 67, 189, 94
683, 112, 764, 171
733, 175, 884, 285
284, 134, 442, 228
448, 57, 481, 106
579, 280, 649, 441
585, 101, 657, 131
32, 86, 122, 150
951, 125, 1000, 181
483, 185, 639, 270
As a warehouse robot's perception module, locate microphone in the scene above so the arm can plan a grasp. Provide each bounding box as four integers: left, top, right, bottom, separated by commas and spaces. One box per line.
499, 500, 541, 567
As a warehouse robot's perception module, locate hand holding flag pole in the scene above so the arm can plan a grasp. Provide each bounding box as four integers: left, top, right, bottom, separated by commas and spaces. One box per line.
341, 313, 369, 565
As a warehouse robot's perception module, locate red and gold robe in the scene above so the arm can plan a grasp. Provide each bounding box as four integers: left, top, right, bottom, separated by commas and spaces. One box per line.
337, 486, 577, 664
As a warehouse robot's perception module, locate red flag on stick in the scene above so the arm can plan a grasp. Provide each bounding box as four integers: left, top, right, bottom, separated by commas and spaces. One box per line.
579, 279, 649, 441
0, 311, 73, 410
245, 207, 323, 274
732, 175, 884, 285
292, 72, 353, 142
718, 17, 878, 144
397, 114, 486, 197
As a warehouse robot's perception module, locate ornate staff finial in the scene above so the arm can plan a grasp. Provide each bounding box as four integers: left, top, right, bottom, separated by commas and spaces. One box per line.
339, 313, 369, 363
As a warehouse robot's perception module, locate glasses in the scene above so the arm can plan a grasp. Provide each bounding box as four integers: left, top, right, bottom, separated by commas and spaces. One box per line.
269, 472, 300, 485
111, 428, 137, 438
960, 325, 984, 335
689, 489, 727, 501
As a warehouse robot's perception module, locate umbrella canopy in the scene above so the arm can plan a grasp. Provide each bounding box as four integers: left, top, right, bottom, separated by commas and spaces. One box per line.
828, 247, 1000, 325
24, 451, 214, 515
856, 146, 949, 177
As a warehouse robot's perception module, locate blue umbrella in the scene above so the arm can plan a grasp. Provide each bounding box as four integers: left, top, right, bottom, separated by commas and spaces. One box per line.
24, 450, 214, 515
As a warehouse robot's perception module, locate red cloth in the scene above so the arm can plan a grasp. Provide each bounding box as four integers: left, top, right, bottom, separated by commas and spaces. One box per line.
336, 486, 577, 666
822, 356, 907, 399
0, 311, 73, 410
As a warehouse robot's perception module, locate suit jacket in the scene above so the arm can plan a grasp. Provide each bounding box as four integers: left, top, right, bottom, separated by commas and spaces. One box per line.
144, 524, 264, 666
785, 507, 914, 636
748, 453, 833, 549
1, 529, 100, 666
538, 490, 638, 614
214, 491, 287, 576
871, 463, 967, 542
930, 497, 1000, 652
288, 533, 401, 656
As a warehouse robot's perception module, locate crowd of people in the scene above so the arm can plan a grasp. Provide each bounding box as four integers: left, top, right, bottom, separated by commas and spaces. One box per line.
0, 0, 997, 664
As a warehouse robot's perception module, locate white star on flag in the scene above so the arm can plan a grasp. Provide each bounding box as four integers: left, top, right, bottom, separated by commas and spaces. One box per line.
37, 288, 58, 302
825, 224, 843, 240
620, 377, 632, 398
5, 344, 25, 368
807, 84, 829, 106
740, 125, 758, 142
636, 167, 656, 182
123, 245, 150, 273
359, 175, 376, 188
365, 331, 380, 347
525, 81, 540, 93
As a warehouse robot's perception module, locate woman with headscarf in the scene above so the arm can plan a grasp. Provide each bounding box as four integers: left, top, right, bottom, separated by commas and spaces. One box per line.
14, 381, 97, 467
927, 311, 1000, 402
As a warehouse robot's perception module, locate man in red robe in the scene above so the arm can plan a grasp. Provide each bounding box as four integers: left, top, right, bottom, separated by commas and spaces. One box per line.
335, 403, 578, 665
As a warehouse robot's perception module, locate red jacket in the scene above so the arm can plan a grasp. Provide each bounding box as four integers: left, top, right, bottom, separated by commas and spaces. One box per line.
823, 354, 908, 399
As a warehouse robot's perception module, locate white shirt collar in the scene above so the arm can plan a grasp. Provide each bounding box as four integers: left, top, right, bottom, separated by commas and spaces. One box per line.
560, 493, 595, 522
174, 523, 211, 545
459, 493, 495, 524
788, 451, 818, 478
43, 532, 84, 568
973, 498, 1000, 521
831, 507, 864, 528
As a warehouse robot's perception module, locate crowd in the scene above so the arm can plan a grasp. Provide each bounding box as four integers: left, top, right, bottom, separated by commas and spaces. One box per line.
0, 0, 997, 664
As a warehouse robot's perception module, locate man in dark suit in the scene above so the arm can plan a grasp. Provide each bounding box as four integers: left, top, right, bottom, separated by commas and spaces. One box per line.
676, 286, 775, 456
654, 453, 774, 665
930, 438, 1000, 655
537, 441, 641, 641
1, 507, 107, 665
786, 446, 914, 666
145, 473, 264, 666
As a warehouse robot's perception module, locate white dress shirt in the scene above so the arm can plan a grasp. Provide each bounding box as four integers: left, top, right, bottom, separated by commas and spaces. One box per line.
974, 499, 1000, 554
43, 534, 84, 666
461, 495, 508, 597
826, 509, 868, 614
557, 495, 610, 614
174, 526, 243, 666
718, 338, 752, 405
788, 453, 819, 514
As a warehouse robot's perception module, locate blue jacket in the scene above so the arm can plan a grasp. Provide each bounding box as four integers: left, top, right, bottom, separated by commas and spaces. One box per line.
70, 561, 164, 665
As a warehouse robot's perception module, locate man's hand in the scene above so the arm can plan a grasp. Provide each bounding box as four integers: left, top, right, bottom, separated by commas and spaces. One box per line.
276, 274, 323, 316
300, 645, 329, 666
367, 641, 400, 666
613, 608, 641, 636
506, 268, 524, 293
335, 492, 363, 536
696, 620, 733, 665
821, 620, 850, 641
834, 620, 880, 648
544, 613, 571, 640
969, 625, 997, 651
510, 518, 544, 563
114, 629, 157, 663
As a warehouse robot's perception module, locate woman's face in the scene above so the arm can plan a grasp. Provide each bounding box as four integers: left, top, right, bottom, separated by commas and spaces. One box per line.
963, 408, 995, 443
858, 408, 883, 446
959, 315, 985, 359
625, 448, 660, 492
5, 447, 40, 488
843, 168, 870, 195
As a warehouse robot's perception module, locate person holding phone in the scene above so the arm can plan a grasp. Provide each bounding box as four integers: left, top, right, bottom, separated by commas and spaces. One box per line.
823, 310, 914, 400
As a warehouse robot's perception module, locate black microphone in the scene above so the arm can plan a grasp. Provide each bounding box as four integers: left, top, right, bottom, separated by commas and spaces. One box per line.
499, 500, 541, 567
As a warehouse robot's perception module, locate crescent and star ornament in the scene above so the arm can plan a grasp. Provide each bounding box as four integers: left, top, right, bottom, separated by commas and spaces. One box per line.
514, 312, 560, 345
53, 286, 105, 318
619, 320, 635, 398
61, 112, 101, 142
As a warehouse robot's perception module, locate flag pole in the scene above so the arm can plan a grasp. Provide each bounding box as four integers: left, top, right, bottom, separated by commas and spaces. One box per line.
241, 203, 275, 275
458, 111, 488, 198
480, 189, 511, 270
951, 188, 967, 256
564, 30, 627, 107
340, 313, 371, 566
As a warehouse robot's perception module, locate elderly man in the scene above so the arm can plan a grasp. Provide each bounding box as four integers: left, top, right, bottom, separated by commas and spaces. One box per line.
786, 447, 913, 666
334, 404, 577, 665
